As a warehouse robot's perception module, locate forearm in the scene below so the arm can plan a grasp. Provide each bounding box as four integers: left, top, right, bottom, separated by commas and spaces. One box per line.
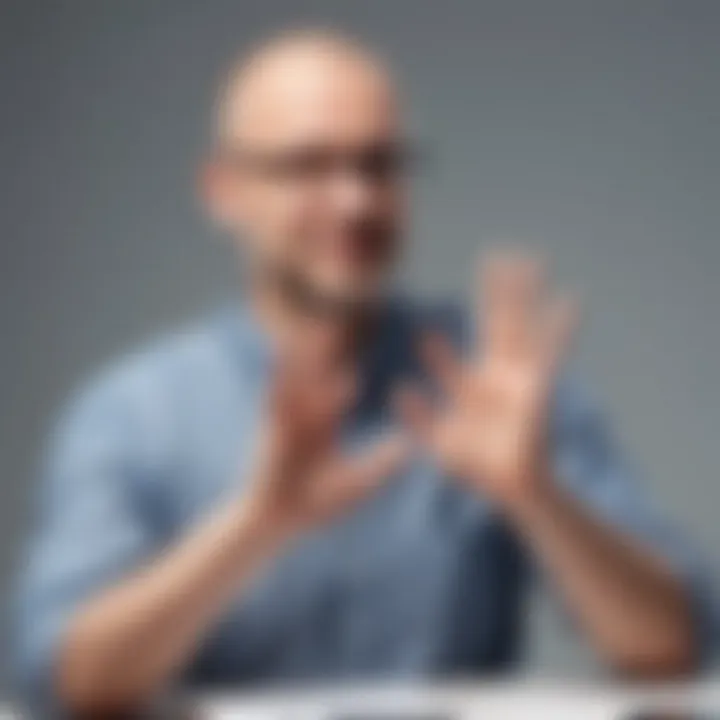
57, 494, 288, 716
508, 479, 696, 678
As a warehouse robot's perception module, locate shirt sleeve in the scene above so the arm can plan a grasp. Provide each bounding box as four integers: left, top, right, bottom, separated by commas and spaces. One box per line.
12, 370, 162, 712
550, 378, 719, 669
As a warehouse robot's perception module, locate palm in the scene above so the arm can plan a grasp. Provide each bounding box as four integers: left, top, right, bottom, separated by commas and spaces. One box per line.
251, 346, 407, 533
398, 255, 576, 506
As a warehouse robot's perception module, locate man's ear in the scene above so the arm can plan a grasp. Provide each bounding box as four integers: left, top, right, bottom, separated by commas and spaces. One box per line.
198, 159, 245, 232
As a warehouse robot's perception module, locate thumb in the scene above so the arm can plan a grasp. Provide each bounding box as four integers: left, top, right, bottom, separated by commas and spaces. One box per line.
340, 432, 411, 497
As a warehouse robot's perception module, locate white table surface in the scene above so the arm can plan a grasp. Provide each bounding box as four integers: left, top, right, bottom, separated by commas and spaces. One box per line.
196, 680, 720, 720
4, 680, 720, 719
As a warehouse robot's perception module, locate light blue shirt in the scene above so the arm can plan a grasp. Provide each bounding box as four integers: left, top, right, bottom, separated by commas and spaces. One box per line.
14, 298, 718, 710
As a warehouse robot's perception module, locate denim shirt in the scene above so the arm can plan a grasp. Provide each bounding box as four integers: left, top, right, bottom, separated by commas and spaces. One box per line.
13, 298, 718, 708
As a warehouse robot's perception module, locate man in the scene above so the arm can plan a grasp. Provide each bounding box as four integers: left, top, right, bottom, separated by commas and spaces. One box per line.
14, 29, 717, 717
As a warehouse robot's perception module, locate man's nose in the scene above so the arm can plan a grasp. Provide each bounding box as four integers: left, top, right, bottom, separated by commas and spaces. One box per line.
329, 171, 379, 215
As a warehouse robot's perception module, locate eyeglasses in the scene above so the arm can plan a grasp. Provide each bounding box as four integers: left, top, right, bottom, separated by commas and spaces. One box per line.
219, 140, 420, 186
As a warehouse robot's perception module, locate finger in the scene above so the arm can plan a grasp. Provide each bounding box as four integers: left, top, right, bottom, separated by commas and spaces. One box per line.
419, 332, 464, 397
302, 365, 358, 440
275, 322, 347, 393
311, 433, 410, 515
479, 250, 546, 361
340, 432, 411, 495
270, 311, 361, 419
268, 358, 299, 422
272, 361, 356, 450
315, 365, 358, 431
393, 383, 438, 445
538, 294, 579, 376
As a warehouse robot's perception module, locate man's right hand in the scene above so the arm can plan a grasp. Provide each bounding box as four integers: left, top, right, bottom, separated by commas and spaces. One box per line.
246, 347, 408, 540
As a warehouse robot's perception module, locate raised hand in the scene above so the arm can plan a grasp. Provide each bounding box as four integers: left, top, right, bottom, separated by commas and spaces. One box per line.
248, 341, 408, 537
397, 254, 577, 509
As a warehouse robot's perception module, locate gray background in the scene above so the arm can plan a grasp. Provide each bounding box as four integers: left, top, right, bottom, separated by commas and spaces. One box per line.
1, 0, 719, 687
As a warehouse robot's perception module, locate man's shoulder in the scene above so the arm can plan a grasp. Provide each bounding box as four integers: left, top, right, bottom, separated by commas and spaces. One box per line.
58, 313, 236, 425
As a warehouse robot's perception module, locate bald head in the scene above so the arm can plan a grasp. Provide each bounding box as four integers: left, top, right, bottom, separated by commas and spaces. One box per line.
204, 28, 407, 315
216, 28, 398, 147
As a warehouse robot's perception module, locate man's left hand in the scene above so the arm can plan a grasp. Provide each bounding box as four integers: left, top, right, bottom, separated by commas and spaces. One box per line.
396, 253, 577, 510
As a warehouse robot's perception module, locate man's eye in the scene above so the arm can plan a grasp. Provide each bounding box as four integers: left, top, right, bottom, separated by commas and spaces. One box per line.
284, 152, 333, 176
359, 144, 416, 179
359, 150, 401, 178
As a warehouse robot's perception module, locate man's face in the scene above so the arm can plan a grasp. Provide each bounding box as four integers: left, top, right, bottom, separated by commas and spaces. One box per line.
205, 51, 407, 312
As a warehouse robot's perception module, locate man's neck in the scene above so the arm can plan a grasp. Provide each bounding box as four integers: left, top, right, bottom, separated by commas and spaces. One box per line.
249, 278, 381, 365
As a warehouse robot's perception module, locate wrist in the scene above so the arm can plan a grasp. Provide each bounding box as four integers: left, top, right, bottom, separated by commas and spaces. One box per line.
229, 494, 297, 558
501, 468, 558, 527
